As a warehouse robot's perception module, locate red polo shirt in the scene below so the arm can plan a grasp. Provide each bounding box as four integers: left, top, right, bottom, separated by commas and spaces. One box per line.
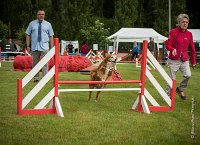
166, 27, 196, 65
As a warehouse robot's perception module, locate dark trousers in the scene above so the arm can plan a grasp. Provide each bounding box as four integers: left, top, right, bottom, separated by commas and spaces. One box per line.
32, 50, 48, 80
131, 52, 138, 60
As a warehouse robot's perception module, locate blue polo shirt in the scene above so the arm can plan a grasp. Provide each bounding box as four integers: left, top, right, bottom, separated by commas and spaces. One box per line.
26, 20, 54, 51
132, 45, 140, 53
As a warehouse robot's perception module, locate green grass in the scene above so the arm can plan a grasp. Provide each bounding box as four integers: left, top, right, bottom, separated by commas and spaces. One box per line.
0, 61, 200, 145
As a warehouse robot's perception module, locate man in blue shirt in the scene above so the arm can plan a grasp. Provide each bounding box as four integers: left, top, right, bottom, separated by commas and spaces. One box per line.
26, 9, 54, 82
131, 41, 140, 60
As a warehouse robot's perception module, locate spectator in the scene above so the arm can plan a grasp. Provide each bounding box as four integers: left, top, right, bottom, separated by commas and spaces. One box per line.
131, 41, 140, 60
81, 41, 89, 55
148, 37, 157, 57
26, 9, 54, 82
67, 41, 74, 53
4, 37, 17, 52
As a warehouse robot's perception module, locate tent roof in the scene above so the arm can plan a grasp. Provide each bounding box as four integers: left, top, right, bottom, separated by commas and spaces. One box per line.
188, 29, 200, 42
108, 28, 168, 43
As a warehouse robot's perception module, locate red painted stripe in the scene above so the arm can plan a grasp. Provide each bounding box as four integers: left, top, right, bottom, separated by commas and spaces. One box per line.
137, 40, 148, 111
58, 80, 141, 85
170, 79, 176, 110
17, 79, 23, 115
20, 108, 57, 115
149, 106, 171, 112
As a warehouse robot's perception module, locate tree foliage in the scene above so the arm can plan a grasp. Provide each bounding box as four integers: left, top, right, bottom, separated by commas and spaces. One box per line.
134, 0, 186, 36
0, 21, 8, 41
79, 19, 110, 49
114, 0, 138, 32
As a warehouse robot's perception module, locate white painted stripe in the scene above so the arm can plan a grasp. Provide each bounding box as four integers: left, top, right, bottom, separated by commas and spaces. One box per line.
34, 88, 55, 109
92, 51, 96, 56
146, 68, 171, 106
22, 47, 55, 88
116, 58, 122, 62
136, 65, 141, 68
59, 88, 141, 92
144, 89, 160, 106
141, 95, 150, 114
146, 64, 151, 70
48, 99, 53, 108
22, 66, 55, 109
135, 59, 151, 70
135, 58, 140, 67
147, 58, 156, 69
55, 97, 64, 117
132, 96, 139, 109
147, 50, 172, 87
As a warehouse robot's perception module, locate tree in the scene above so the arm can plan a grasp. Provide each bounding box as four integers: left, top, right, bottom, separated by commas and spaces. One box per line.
79, 20, 110, 50
0, 0, 37, 37
135, 0, 186, 37
154, 0, 186, 36
114, 0, 138, 32
0, 21, 8, 41
186, 0, 200, 28
52, 0, 93, 40
15, 26, 26, 48
153, 0, 169, 36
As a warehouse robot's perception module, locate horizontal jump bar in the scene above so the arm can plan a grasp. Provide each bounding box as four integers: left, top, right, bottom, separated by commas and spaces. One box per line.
59, 88, 141, 92
58, 80, 141, 85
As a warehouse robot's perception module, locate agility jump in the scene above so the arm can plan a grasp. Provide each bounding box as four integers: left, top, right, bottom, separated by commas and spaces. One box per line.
17, 38, 176, 117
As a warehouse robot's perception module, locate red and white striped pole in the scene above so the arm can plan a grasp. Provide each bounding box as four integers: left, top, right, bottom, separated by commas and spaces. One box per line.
53, 38, 59, 109
17, 79, 23, 114
137, 40, 148, 112
170, 79, 176, 110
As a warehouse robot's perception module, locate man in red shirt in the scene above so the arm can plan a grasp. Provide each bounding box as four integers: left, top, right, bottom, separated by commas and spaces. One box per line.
166, 13, 196, 100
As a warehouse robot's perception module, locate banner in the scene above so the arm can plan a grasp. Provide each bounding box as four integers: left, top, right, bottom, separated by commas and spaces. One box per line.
93, 44, 98, 50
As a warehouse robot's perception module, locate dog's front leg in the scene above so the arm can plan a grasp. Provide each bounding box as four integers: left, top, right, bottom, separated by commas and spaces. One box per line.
88, 84, 94, 101
103, 68, 110, 81
89, 91, 92, 101
95, 84, 103, 102
102, 75, 106, 81
96, 91, 101, 102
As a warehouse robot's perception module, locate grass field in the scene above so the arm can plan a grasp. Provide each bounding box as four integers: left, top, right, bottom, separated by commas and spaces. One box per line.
0, 61, 199, 145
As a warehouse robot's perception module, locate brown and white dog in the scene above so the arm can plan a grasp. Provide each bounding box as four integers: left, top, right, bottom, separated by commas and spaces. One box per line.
88, 54, 117, 101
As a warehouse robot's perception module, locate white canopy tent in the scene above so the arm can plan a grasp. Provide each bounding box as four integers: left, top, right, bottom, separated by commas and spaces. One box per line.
107, 28, 168, 53
188, 29, 200, 42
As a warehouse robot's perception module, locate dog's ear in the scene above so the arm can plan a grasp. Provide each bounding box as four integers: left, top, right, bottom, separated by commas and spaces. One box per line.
105, 53, 111, 58
105, 53, 108, 57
